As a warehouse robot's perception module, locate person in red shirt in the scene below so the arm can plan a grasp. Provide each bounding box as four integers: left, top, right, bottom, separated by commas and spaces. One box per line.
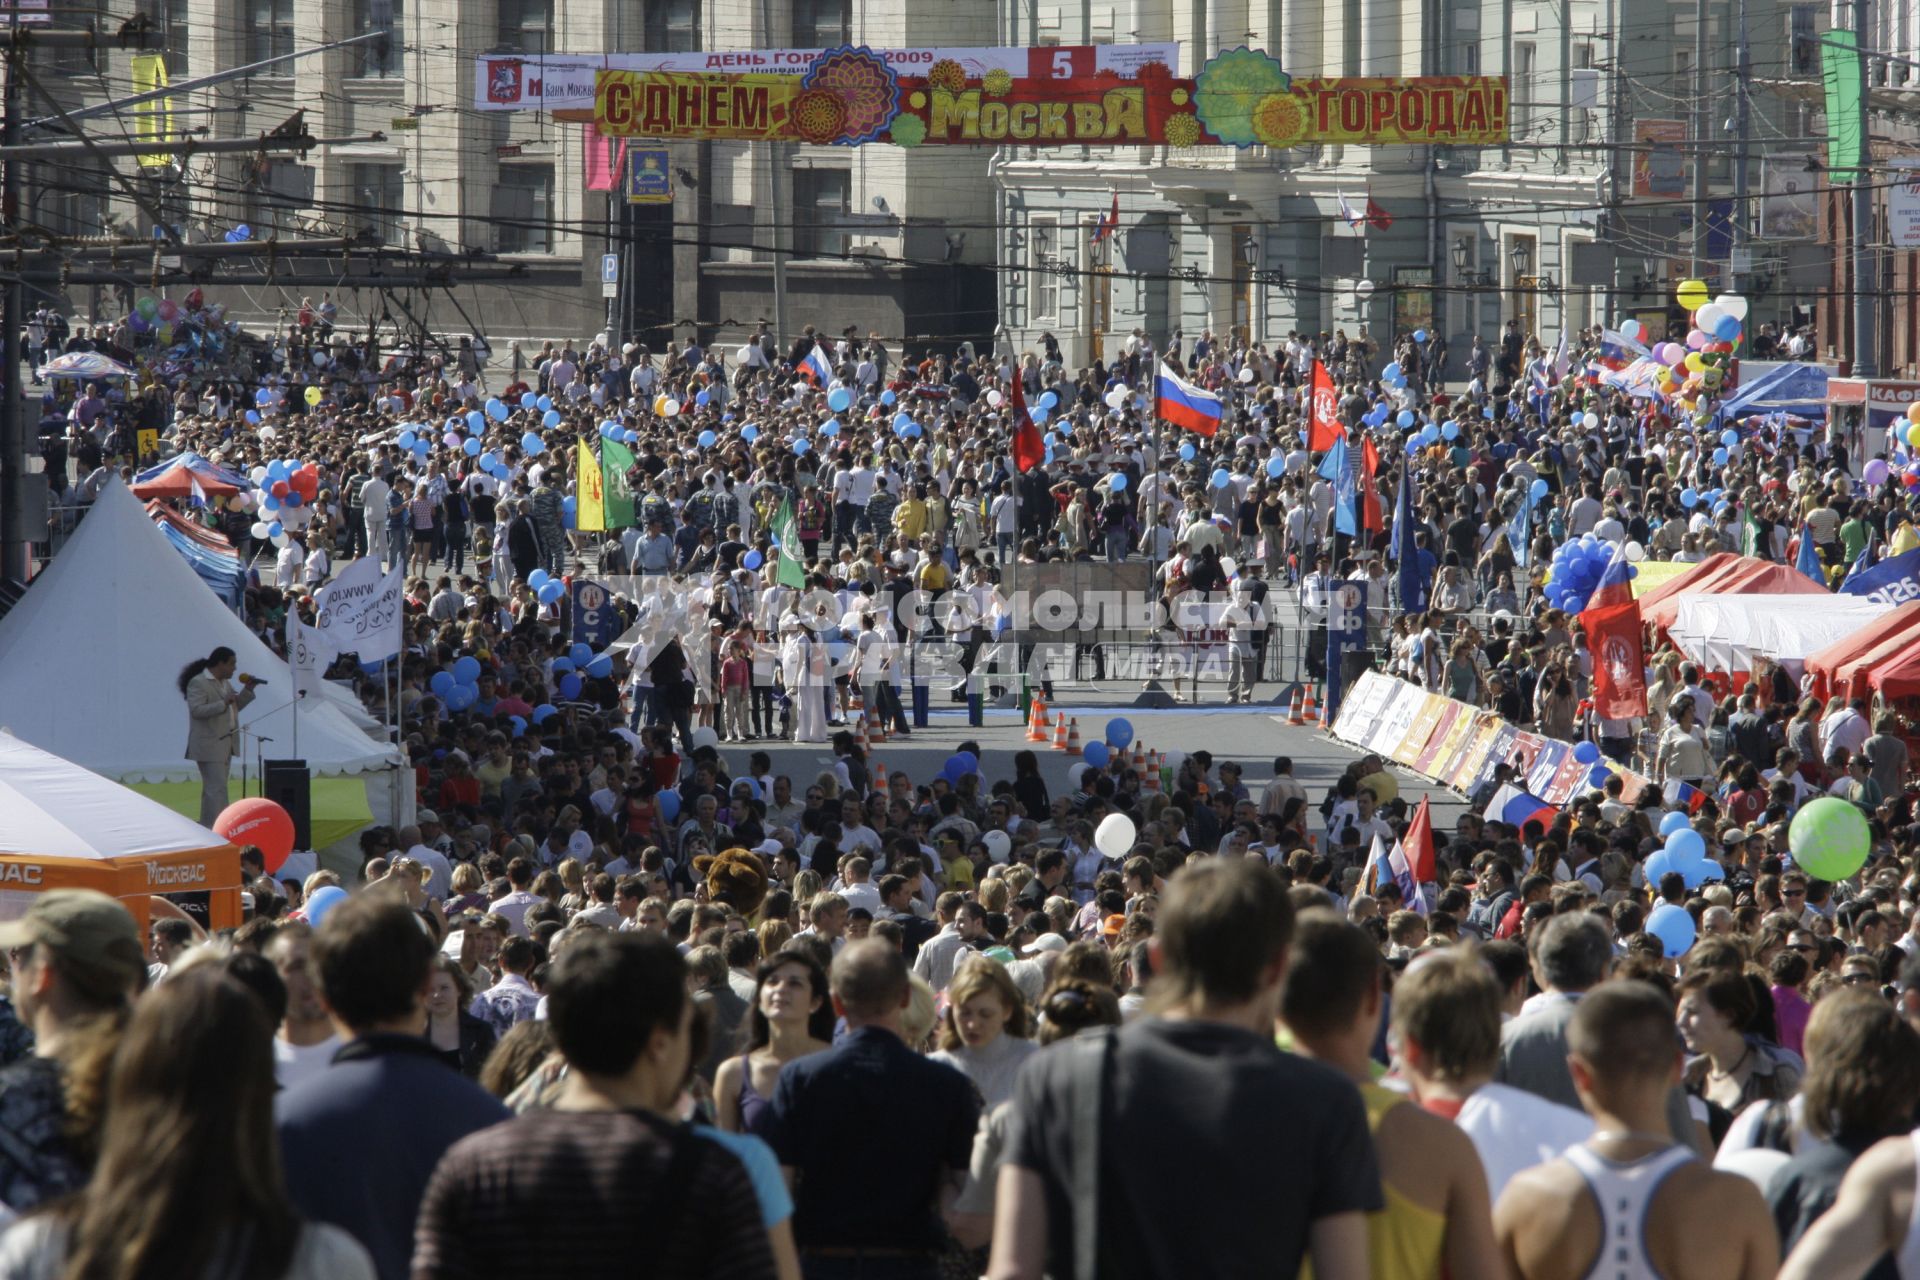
437, 752, 482, 810
1726, 763, 1768, 827
1496, 874, 1552, 940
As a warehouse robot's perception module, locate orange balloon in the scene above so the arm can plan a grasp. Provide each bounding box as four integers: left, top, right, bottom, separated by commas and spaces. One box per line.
212, 797, 296, 873
1906, 402, 1920, 425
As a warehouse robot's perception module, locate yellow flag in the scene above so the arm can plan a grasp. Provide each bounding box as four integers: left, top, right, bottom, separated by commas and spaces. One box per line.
131, 54, 172, 169
576, 440, 606, 531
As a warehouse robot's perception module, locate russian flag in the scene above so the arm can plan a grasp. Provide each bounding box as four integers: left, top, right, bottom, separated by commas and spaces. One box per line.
1484, 783, 1559, 833
1586, 538, 1635, 611
1663, 779, 1710, 813
1155, 360, 1222, 437
798, 343, 833, 385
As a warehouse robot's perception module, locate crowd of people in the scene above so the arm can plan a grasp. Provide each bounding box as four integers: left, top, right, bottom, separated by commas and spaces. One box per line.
9, 288, 1918, 1280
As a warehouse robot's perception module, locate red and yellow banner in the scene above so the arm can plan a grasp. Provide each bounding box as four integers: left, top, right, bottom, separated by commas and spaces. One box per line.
595, 70, 800, 139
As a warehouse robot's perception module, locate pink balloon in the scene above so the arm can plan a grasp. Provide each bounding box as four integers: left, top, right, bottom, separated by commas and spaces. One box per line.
1686, 330, 1708, 350
1657, 343, 1684, 364
443, 431, 461, 448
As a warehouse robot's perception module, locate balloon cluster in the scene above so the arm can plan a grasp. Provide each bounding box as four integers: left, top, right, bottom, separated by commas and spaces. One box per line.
1646, 813, 1717, 890
1379, 361, 1410, 392
1544, 534, 1634, 614
941, 751, 979, 784
244, 458, 321, 546
526, 568, 565, 607
1655, 282, 1747, 423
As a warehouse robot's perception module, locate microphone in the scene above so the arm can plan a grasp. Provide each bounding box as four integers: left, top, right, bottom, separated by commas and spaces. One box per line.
238, 673, 268, 687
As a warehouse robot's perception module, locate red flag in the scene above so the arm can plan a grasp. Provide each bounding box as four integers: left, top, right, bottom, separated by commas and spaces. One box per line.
1009, 374, 1045, 474
1365, 196, 1393, 230
1404, 795, 1436, 884
1359, 434, 1384, 534
1308, 360, 1344, 451
1581, 599, 1649, 720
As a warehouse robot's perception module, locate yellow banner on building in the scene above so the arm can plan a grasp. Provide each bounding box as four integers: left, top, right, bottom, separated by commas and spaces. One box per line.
131, 53, 173, 168
594, 69, 801, 139
576, 441, 606, 531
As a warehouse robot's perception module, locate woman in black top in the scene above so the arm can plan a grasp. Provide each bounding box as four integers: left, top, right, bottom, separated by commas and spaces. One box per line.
1011, 749, 1049, 823
425, 955, 498, 1080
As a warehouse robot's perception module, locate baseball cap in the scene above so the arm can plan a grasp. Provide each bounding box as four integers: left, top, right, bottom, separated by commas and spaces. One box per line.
1100, 913, 1127, 939
751, 839, 784, 857
0, 890, 144, 992
418, 809, 441, 825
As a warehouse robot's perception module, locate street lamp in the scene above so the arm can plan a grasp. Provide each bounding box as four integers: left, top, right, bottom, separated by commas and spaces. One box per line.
1239, 233, 1260, 268
1450, 238, 1471, 275
1239, 233, 1260, 343
1509, 240, 1533, 279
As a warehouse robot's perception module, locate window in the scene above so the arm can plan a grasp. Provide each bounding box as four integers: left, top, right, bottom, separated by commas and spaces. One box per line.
646, 0, 698, 52
492, 164, 554, 253
792, 0, 847, 46
793, 167, 850, 258
1788, 5, 1817, 76
247, 0, 295, 66
496, 0, 550, 55
1029, 215, 1058, 323
1459, 42, 1478, 73
1575, 42, 1593, 69
1512, 43, 1535, 138
349, 163, 404, 243
352, 0, 403, 77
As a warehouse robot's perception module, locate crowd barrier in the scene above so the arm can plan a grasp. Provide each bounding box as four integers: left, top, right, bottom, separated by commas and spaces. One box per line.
1327, 670, 1659, 808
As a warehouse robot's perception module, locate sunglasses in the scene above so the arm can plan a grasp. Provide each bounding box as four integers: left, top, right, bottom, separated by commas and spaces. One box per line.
1844, 972, 1880, 986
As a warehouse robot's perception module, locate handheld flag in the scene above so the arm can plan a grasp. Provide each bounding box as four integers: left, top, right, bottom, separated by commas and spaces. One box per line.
1581, 598, 1647, 719
1393, 461, 1425, 610
1508, 488, 1532, 568
1586, 538, 1636, 612
1307, 359, 1344, 451
1154, 360, 1222, 437
1403, 795, 1436, 886
798, 343, 833, 384
600, 436, 638, 527
1795, 523, 1825, 585
1090, 191, 1119, 244
575, 440, 606, 531
1008, 375, 1046, 474
1663, 778, 1710, 814
773, 495, 807, 588
1483, 783, 1559, 831
1318, 433, 1357, 536
1840, 545, 1920, 604
188, 473, 208, 511
1359, 433, 1384, 535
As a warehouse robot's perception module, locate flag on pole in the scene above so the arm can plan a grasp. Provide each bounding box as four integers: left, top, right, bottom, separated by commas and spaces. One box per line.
773, 495, 807, 588
1337, 192, 1366, 229
1796, 523, 1825, 584
1403, 795, 1436, 886
601, 436, 638, 527
1508, 489, 1532, 568
1154, 360, 1223, 436
1586, 538, 1636, 612
798, 343, 833, 384
1842, 535, 1876, 589
1359, 434, 1384, 535
1582, 598, 1648, 719
1363, 195, 1392, 230
1009, 374, 1046, 473
1090, 190, 1120, 243
1393, 459, 1425, 610
188, 473, 208, 510
1318, 433, 1356, 536
286, 614, 334, 702
1308, 359, 1344, 451
575, 440, 606, 531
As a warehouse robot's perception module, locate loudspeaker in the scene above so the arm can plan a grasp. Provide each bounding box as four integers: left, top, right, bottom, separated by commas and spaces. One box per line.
262, 759, 312, 851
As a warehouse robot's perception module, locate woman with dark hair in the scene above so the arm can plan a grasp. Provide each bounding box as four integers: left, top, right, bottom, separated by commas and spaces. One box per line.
1677, 967, 1802, 1145
713, 949, 833, 1138
425, 954, 498, 1081
0, 967, 374, 1277
1011, 748, 1049, 822
179, 645, 256, 826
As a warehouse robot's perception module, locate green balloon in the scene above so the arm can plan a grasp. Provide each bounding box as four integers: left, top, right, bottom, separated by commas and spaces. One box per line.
1787, 796, 1870, 881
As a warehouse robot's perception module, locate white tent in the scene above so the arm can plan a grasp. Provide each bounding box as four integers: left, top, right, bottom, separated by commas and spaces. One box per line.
1670, 593, 1893, 673
0, 477, 400, 784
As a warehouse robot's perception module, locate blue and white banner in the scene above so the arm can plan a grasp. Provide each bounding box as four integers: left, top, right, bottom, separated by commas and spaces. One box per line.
571, 578, 621, 650
1325, 579, 1368, 723
1839, 546, 1920, 606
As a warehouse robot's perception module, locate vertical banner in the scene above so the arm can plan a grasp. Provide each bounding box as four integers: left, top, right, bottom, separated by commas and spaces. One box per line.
1760, 157, 1819, 240
571, 579, 619, 651
600, 437, 638, 527
131, 53, 172, 168
1632, 119, 1687, 196
583, 122, 625, 191
1325, 579, 1368, 725
1822, 29, 1863, 182
626, 147, 673, 204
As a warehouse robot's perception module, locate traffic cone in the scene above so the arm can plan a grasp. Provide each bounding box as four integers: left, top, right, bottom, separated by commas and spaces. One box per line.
1131, 744, 1145, 779
1301, 684, 1320, 725
1052, 713, 1070, 752
1288, 686, 1306, 725
1063, 718, 1082, 756
871, 710, 889, 745
1145, 751, 1161, 791
857, 714, 872, 751
1028, 697, 1050, 742
874, 762, 888, 792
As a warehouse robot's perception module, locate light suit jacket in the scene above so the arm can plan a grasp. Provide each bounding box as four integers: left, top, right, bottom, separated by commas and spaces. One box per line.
185, 671, 254, 763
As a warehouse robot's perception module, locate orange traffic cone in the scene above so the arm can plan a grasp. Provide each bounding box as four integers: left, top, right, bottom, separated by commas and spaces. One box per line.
1028, 697, 1050, 742
874, 762, 888, 792
871, 710, 889, 745
1288, 686, 1306, 725
1301, 685, 1320, 725
1063, 718, 1083, 756
857, 714, 872, 751
1145, 751, 1161, 791
1052, 713, 1070, 752
1131, 744, 1145, 779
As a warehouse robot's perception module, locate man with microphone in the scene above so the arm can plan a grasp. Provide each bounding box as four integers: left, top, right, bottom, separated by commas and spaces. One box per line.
180, 646, 260, 826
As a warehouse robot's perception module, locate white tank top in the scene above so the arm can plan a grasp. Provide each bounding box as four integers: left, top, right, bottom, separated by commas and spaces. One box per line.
1563, 1142, 1697, 1280
1899, 1131, 1920, 1278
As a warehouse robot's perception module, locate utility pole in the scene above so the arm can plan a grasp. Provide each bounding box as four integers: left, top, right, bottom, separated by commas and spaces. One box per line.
1731, 0, 1750, 285
757, 0, 786, 348
1854, 0, 1878, 375
2, 35, 24, 585
1690, 0, 1709, 276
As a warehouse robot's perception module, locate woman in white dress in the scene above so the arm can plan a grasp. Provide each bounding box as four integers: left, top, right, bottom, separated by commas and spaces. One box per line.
781, 617, 829, 743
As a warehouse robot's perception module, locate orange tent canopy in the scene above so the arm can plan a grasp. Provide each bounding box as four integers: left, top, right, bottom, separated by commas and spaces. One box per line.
1642, 559, 1830, 628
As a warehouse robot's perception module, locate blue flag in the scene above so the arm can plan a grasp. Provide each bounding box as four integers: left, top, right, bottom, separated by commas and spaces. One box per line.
1318, 433, 1357, 537
1394, 461, 1425, 611
1841, 536, 1876, 590
1840, 545, 1920, 606
1795, 523, 1825, 586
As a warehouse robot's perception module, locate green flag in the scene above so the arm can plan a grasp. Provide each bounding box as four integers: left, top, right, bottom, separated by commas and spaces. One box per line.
601, 437, 638, 528
774, 495, 806, 588
1822, 28, 1864, 182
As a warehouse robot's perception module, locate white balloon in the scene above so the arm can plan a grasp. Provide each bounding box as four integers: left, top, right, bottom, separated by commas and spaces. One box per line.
1067, 763, 1090, 788
737, 345, 754, 363
1716, 294, 1750, 321
271, 533, 289, 548
1625, 541, 1646, 562
1694, 302, 1727, 331
258, 425, 277, 440
1095, 813, 1137, 859
250, 521, 271, 539
987, 389, 1004, 408
662, 399, 681, 417
1220, 556, 1238, 579
689, 725, 719, 750
250, 465, 268, 484
1104, 387, 1127, 409
982, 830, 1012, 863
1237, 366, 1255, 383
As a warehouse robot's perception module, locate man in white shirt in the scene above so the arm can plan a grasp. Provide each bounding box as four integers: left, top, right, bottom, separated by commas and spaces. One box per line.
837, 856, 883, 916
489, 857, 545, 936
837, 797, 883, 856
911, 897, 986, 992
266, 927, 342, 1090
398, 819, 453, 902
360, 470, 391, 570
1821, 697, 1872, 762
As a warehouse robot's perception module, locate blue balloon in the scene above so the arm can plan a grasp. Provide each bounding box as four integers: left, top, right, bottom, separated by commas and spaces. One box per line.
1572, 740, 1601, 764
880, 389, 896, 406
528, 568, 550, 589
480, 451, 500, 471
1109, 472, 1127, 491
445, 683, 478, 712
430, 671, 454, 696
305, 885, 348, 926
397, 430, 416, 448
793, 438, 811, 456
521, 432, 545, 455
1397, 410, 1416, 429
893, 412, 914, 432
1712, 447, 1729, 466
266, 521, 283, 538
570, 642, 593, 666
559, 673, 583, 700
741, 424, 759, 442
822, 420, 840, 437
1211, 468, 1231, 489
463, 436, 482, 457
1588, 763, 1611, 788
486, 398, 509, 421
695, 390, 711, 408
452, 655, 482, 685
827, 387, 852, 412
542, 409, 562, 428
1646, 903, 1697, 958
466, 410, 484, 432
1105, 717, 1134, 750
552, 658, 574, 675
561, 496, 577, 528
532, 703, 558, 724
1413, 329, 1428, 343
1179, 443, 1196, 462
1384, 362, 1403, 382
1714, 314, 1742, 341
539, 581, 564, 604
1266, 456, 1284, 478
656, 790, 681, 822
1031, 406, 1048, 426
1680, 488, 1699, 508
1659, 810, 1693, 837
255, 388, 273, 406
537, 395, 552, 412
1039, 391, 1059, 411
586, 655, 613, 679
509, 715, 527, 737
1083, 740, 1111, 768
1442, 422, 1460, 441
520, 393, 538, 410
1721, 429, 1738, 447
1529, 478, 1549, 501
245, 410, 261, 424
1666, 829, 1706, 863
699, 429, 717, 448
744, 550, 764, 570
